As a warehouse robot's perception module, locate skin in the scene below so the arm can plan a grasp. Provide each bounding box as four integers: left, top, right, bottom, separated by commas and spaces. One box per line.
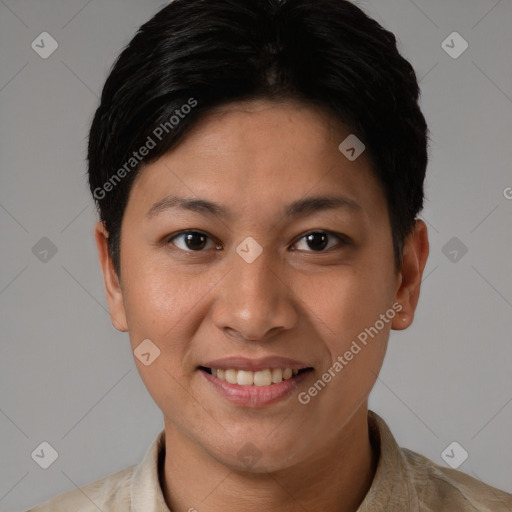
95, 99, 429, 512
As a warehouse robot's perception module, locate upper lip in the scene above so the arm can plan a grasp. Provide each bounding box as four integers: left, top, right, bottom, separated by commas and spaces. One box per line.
200, 356, 313, 372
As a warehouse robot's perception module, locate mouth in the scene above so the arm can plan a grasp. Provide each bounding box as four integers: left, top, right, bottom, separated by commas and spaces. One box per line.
197, 356, 315, 407
199, 366, 314, 386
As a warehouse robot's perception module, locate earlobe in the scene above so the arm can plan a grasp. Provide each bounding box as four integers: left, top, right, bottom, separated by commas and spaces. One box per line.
94, 221, 128, 332
391, 219, 429, 331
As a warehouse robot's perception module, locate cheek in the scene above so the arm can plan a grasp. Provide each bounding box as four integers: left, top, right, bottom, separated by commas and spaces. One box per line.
295, 258, 395, 410
120, 265, 201, 411
122, 260, 208, 337
296, 262, 394, 344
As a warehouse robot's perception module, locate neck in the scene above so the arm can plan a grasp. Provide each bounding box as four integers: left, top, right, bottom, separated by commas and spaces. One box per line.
161, 405, 377, 512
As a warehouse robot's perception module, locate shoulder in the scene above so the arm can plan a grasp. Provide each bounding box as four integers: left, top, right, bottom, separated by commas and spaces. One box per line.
26, 465, 135, 512
402, 447, 512, 511
26, 429, 167, 512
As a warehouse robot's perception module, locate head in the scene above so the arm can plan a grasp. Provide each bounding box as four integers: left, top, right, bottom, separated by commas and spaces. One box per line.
91, 0, 429, 472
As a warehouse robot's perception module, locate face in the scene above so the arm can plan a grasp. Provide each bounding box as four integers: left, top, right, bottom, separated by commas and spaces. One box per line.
96, 99, 426, 473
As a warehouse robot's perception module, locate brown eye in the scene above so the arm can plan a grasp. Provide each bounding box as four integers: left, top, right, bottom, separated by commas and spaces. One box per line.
304, 232, 329, 251
169, 231, 218, 252
292, 231, 346, 252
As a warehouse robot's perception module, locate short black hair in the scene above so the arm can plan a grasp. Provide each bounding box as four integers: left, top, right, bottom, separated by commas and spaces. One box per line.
88, 0, 428, 277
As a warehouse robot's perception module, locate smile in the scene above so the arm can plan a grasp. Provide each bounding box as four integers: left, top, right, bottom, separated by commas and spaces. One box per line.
198, 363, 314, 407
199, 367, 312, 386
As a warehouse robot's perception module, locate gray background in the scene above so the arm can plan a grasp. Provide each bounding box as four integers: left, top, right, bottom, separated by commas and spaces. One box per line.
1, 0, 511, 510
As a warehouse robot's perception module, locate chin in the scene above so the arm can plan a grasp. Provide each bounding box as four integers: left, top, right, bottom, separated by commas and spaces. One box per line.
207, 431, 305, 473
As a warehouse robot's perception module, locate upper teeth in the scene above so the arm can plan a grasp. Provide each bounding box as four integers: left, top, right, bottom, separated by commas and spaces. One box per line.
211, 368, 299, 386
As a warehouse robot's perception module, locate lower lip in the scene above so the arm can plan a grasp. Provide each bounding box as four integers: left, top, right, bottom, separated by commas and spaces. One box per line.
199, 369, 311, 407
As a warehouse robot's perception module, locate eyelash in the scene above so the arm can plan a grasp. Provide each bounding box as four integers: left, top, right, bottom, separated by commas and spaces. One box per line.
165, 229, 349, 254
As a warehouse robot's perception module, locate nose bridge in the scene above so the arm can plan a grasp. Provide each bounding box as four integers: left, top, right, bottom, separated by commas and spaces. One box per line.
212, 239, 298, 340
232, 242, 280, 313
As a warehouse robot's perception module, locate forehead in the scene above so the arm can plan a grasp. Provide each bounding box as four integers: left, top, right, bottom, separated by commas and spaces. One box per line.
170, 98, 352, 168
127, 99, 386, 223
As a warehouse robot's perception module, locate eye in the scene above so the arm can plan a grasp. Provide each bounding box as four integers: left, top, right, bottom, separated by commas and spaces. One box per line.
291, 230, 347, 252
168, 230, 221, 252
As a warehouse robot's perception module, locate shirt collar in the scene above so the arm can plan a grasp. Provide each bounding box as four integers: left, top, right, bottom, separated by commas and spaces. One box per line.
357, 410, 420, 511
130, 410, 419, 512
131, 429, 170, 512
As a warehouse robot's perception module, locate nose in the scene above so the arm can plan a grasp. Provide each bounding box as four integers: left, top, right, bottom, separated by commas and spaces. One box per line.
211, 243, 299, 343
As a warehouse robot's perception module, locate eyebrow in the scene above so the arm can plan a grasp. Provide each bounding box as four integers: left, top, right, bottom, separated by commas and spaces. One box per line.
145, 194, 362, 221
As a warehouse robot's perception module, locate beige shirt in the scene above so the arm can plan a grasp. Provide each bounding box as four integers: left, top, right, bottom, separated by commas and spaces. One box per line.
27, 410, 512, 511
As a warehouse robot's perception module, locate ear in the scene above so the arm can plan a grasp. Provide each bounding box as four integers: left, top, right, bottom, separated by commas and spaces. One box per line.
94, 221, 128, 332
391, 219, 429, 330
